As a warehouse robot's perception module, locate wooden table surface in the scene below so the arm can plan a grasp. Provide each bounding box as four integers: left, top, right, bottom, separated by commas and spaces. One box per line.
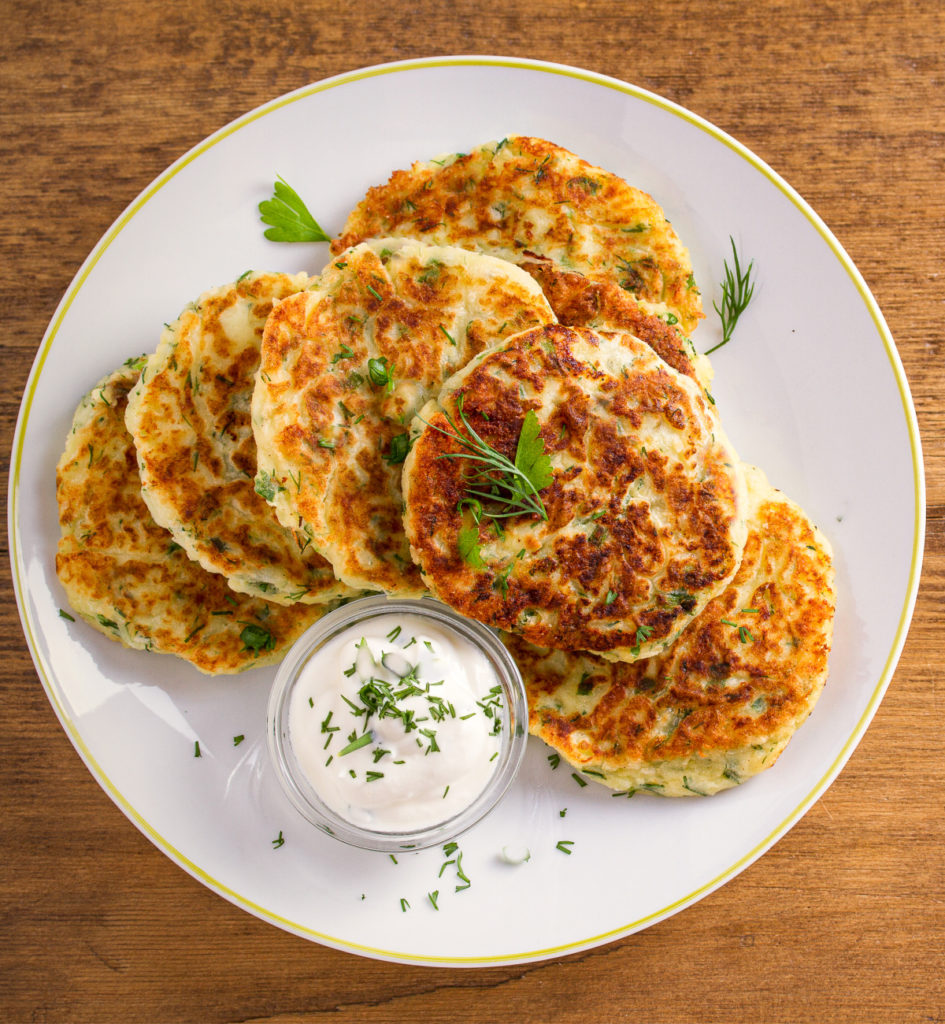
2, 2, 942, 1021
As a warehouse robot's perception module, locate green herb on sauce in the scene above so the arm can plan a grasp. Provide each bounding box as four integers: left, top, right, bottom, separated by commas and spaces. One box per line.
339, 732, 373, 757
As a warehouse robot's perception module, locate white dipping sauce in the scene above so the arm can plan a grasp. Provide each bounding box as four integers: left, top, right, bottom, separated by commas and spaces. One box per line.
288, 613, 504, 831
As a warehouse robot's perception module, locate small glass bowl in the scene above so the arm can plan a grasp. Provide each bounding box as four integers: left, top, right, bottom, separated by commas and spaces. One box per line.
267, 595, 528, 852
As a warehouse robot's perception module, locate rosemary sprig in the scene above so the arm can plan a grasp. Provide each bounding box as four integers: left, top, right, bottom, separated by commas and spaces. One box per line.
705, 236, 755, 355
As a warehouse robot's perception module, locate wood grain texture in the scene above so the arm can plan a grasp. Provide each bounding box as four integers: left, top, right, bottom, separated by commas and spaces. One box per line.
2, 1, 943, 1021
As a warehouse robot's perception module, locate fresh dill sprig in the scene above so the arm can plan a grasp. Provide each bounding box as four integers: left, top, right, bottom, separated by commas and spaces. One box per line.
426, 394, 552, 524
705, 236, 755, 354
258, 176, 331, 243
423, 395, 553, 570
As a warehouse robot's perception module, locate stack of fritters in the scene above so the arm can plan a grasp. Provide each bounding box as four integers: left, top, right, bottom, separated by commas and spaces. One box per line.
251, 239, 555, 596
56, 356, 332, 675
325, 135, 835, 794
125, 271, 355, 607
56, 134, 835, 788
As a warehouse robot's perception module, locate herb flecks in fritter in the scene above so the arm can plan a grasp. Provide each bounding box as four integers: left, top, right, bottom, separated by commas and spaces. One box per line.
402, 323, 748, 662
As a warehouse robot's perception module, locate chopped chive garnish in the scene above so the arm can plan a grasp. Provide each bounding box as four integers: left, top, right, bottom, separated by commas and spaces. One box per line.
339, 732, 373, 756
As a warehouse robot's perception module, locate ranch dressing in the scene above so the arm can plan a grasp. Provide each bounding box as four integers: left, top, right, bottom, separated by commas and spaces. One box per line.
288, 613, 505, 831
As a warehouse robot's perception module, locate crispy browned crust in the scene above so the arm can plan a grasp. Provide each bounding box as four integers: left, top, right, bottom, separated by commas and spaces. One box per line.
402, 324, 746, 660
124, 272, 353, 605
56, 363, 326, 674
332, 136, 703, 334
519, 256, 707, 386
506, 468, 836, 795
252, 241, 554, 595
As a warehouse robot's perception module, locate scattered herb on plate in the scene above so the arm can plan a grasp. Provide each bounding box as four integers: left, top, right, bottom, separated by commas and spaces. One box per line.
706, 236, 755, 354
258, 177, 331, 243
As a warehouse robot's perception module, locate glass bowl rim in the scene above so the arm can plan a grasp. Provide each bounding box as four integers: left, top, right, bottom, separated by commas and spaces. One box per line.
266, 595, 528, 852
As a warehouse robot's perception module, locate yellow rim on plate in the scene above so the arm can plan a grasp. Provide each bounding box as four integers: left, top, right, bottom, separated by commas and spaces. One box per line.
8, 55, 925, 966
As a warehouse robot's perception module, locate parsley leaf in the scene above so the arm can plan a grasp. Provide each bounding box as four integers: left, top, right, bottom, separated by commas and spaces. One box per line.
258, 177, 331, 243
457, 526, 485, 568
514, 410, 553, 493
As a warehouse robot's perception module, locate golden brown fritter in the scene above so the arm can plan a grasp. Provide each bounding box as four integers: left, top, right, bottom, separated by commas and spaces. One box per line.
504, 465, 836, 796
251, 239, 555, 595
519, 256, 713, 390
124, 272, 355, 606
56, 360, 328, 675
402, 323, 747, 660
333, 135, 704, 334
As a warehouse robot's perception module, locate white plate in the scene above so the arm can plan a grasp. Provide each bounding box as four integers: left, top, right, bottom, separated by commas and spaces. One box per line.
9, 57, 924, 966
